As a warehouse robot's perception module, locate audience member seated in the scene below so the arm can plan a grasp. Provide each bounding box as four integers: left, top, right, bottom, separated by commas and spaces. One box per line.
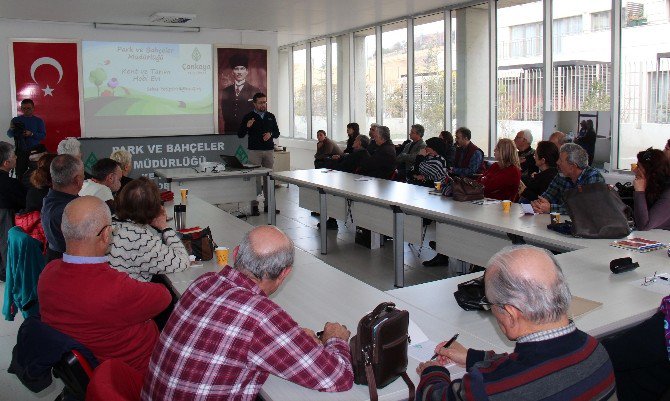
480, 138, 521, 201
408, 137, 448, 187
110, 148, 133, 191
0, 142, 27, 280
513, 129, 538, 179
366, 123, 380, 155
416, 246, 615, 401
602, 294, 670, 401
334, 134, 370, 174
314, 129, 343, 168
439, 130, 456, 169
108, 177, 190, 281
38, 196, 171, 376
342, 122, 360, 155
632, 148, 670, 230
531, 143, 604, 214
549, 131, 567, 148
519, 140, 559, 202
575, 119, 597, 165
451, 127, 484, 177
41, 154, 84, 262
359, 125, 396, 179
24, 153, 57, 212
20, 144, 47, 189
396, 124, 426, 180
141, 226, 353, 401
79, 158, 122, 211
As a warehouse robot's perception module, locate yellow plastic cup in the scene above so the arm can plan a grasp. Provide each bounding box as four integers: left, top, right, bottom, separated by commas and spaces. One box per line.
630, 163, 637, 172
180, 188, 189, 203
434, 181, 442, 192
215, 246, 229, 266
501, 200, 511, 213
550, 212, 561, 224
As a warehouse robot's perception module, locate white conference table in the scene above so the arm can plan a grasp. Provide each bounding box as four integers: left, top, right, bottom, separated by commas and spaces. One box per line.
155, 167, 271, 205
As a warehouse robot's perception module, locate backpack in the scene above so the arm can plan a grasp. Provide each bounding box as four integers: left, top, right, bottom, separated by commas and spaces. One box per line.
349, 302, 415, 401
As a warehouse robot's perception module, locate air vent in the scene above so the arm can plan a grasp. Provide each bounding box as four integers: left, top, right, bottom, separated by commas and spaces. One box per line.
149, 13, 196, 24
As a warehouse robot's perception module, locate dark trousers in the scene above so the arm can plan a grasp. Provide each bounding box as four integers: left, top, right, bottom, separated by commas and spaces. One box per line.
602, 311, 670, 401
15, 149, 29, 184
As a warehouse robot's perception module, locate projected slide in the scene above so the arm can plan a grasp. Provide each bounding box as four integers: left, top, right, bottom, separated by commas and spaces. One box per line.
82, 41, 214, 137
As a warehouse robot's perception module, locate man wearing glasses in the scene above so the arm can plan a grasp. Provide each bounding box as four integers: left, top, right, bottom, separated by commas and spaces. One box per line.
6, 99, 46, 182
416, 246, 615, 401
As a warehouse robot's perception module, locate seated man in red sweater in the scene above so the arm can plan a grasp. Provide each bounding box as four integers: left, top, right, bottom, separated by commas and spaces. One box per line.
38, 196, 171, 376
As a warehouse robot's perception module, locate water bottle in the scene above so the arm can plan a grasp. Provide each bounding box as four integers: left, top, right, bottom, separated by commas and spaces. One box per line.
174, 204, 187, 230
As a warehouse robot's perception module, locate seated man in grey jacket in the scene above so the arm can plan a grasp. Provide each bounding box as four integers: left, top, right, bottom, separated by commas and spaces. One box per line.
396, 124, 426, 181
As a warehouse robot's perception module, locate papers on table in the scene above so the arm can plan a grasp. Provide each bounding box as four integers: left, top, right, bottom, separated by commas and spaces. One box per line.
631, 272, 670, 294
568, 296, 603, 319
471, 198, 501, 205
610, 237, 667, 252
407, 320, 467, 379
520, 203, 536, 215
354, 177, 373, 181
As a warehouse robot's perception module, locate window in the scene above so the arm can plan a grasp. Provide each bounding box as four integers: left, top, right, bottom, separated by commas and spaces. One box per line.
353, 28, 377, 128
506, 22, 542, 58
311, 41, 327, 136
553, 16, 583, 54
414, 14, 446, 137
331, 36, 351, 141
382, 21, 408, 140
292, 46, 307, 139
591, 10, 611, 32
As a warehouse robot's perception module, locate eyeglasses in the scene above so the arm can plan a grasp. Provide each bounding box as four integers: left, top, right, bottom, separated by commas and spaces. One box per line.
642, 271, 670, 286
96, 224, 111, 237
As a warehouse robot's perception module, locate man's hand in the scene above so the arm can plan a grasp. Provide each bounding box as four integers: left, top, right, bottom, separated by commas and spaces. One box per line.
263, 132, 271, 141
331, 154, 341, 160
434, 340, 467, 366
23, 130, 33, 137
416, 360, 443, 375
246, 118, 256, 128
320, 322, 350, 343
302, 328, 321, 345
531, 196, 551, 214
418, 148, 427, 156
151, 206, 168, 230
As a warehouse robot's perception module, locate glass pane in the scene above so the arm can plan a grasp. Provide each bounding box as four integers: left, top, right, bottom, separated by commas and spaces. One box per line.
452, 4, 491, 155
382, 22, 408, 141
354, 28, 377, 129
620, 0, 670, 168
332, 35, 351, 142
311, 42, 327, 137
414, 14, 446, 137
293, 46, 307, 139
497, 0, 544, 144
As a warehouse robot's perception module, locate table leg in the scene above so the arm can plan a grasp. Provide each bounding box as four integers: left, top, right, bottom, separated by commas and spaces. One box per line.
319, 188, 327, 255
392, 206, 404, 288
268, 175, 276, 226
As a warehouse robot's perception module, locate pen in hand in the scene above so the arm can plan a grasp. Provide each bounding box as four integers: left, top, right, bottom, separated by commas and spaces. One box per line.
431, 333, 459, 361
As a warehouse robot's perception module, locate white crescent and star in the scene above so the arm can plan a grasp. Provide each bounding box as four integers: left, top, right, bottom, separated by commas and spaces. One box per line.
30, 57, 63, 97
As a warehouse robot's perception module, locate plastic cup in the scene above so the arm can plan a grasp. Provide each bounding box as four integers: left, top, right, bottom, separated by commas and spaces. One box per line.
630, 163, 637, 172
180, 188, 189, 203
550, 212, 561, 224
215, 246, 229, 266
501, 200, 511, 213
434, 181, 442, 192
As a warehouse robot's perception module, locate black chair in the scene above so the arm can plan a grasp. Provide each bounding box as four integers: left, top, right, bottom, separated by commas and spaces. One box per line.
53, 349, 95, 401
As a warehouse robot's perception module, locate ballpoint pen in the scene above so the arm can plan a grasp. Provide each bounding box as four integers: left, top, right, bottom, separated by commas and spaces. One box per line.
431, 333, 459, 360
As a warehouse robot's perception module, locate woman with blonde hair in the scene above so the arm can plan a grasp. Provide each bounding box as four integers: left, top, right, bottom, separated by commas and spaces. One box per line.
480, 138, 521, 200
110, 148, 133, 191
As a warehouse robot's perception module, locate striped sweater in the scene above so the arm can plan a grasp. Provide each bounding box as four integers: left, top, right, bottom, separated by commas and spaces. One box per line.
108, 220, 190, 282
417, 329, 615, 401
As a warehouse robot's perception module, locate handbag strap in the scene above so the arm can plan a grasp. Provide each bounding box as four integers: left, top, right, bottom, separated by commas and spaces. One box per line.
401, 372, 416, 401
365, 363, 378, 401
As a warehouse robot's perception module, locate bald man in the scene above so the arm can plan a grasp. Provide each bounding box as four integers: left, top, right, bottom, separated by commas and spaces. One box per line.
416, 246, 615, 401
549, 131, 567, 148
142, 226, 354, 401
38, 196, 171, 376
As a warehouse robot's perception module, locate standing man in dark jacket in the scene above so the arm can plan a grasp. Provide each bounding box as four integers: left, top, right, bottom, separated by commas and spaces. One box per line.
238, 93, 280, 215
359, 126, 396, 179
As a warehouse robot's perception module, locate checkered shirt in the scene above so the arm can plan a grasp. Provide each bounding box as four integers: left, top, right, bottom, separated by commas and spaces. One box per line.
540, 166, 605, 214
516, 321, 577, 343
141, 266, 353, 401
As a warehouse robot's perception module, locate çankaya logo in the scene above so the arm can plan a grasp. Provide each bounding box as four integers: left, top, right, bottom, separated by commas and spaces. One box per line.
191, 47, 202, 62
30, 57, 63, 97
182, 47, 210, 72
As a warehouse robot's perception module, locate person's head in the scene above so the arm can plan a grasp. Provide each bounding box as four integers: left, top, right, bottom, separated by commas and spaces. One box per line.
493, 138, 520, 169
586, 119, 595, 131
636, 147, 670, 206
30, 153, 57, 189
233, 226, 295, 296
20, 99, 35, 117
533, 141, 559, 170
664, 138, 670, 161
91, 158, 122, 193
50, 154, 84, 193
513, 129, 533, 152
409, 124, 425, 142
549, 131, 566, 147
252, 92, 267, 112
229, 54, 249, 82
557, 143, 589, 180
454, 127, 472, 147
110, 149, 132, 177
57, 137, 82, 160
425, 137, 447, 159
61, 196, 112, 257
347, 122, 360, 137
316, 130, 327, 142
440, 131, 454, 148
114, 177, 163, 224
485, 245, 571, 341
580, 120, 587, 130
376, 126, 391, 145
0, 142, 17, 172
369, 123, 380, 139
354, 135, 370, 151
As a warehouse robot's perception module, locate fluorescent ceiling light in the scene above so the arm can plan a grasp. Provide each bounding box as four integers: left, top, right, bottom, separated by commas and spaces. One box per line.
94, 22, 200, 32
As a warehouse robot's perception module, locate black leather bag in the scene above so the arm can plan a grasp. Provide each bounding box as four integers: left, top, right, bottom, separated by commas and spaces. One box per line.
451, 176, 485, 201
453, 274, 490, 311
349, 302, 415, 401
563, 183, 631, 239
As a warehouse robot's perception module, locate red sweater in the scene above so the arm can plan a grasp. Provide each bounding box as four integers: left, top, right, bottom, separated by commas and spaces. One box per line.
37, 259, 171, 375
480, 163, 521, 201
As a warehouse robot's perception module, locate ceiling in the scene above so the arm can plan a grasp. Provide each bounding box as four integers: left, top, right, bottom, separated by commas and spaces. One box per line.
0, 0, 468, 45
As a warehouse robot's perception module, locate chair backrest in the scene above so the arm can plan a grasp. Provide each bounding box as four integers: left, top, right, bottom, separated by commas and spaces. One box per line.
53, 349, 95, 399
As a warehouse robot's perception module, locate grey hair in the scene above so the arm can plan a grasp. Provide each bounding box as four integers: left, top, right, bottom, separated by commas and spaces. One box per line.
110, 149, 132, 169
0, 141, 14, 165
411, 124, 425, 137
370, 123, 380, 129
521, 129, 533, 143
57, 137, 81, 156
378, 126, 391, 142
234, 229, 295, 280
61, 196, 111, 241
560, 143, 589, 169
486, 245, 571, 324
50, 154, 83, 187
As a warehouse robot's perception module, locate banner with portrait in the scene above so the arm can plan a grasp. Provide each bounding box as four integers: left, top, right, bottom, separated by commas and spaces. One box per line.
216, 47, 267, 135
10, 41, 82, 152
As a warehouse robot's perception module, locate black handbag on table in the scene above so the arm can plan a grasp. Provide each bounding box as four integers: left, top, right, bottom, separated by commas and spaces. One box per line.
563, 183, 631, 239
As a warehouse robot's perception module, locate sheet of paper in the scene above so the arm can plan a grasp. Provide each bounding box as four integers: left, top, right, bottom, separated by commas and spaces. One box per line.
354, 177, 372, 181
408, 319, 429, 344
408, 339, 467, 380
520, 203, 536, 215
630, 273, 670, 294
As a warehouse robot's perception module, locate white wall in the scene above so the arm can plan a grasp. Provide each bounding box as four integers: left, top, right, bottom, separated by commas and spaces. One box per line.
0, 18, 279, 138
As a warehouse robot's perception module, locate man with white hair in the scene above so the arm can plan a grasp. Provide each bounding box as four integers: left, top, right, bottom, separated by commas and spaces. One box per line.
416, 245, 615, 400
38, 196, 171, 376
57, 137, 82, 159
367, 123, 380, 155
514, 129, 538, 179
531, 143, 605, 214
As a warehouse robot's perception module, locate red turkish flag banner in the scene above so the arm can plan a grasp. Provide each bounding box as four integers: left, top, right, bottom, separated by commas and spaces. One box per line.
11, 41, 82, 152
